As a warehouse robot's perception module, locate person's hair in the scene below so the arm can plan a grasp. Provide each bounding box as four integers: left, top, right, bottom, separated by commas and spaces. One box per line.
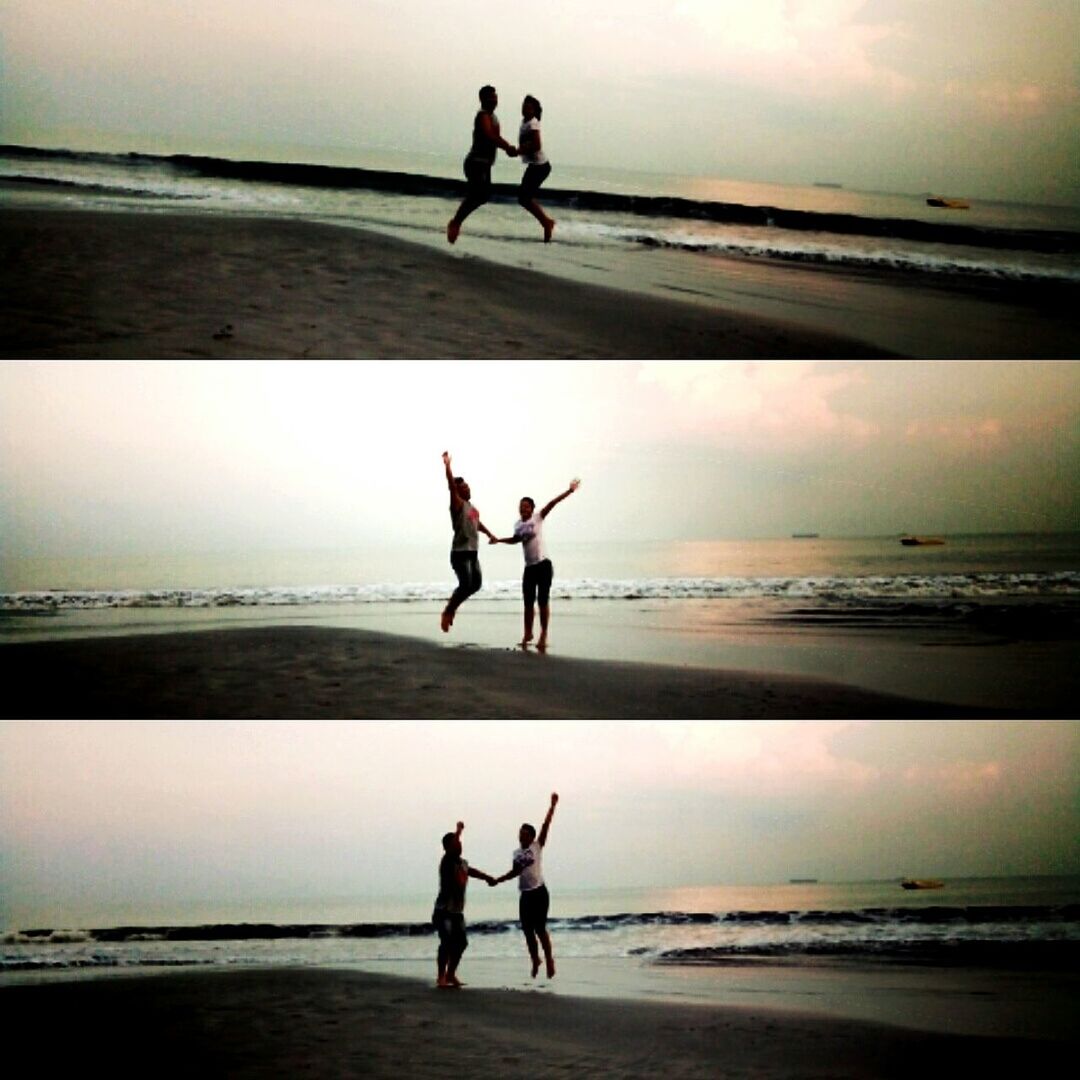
454, 476, 466, 486
523, 95, 542, 120
479, 85, 496, 101
442, 831, 458, 853
521, 823, 537, 842
521, 496, 535, 510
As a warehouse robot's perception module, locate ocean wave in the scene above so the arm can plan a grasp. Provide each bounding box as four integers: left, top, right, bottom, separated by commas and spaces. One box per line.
8, 905, 1074, 945
2, 174, 206, 201
653, 940, 1080, 969
3, 572, 1078, 615
4, 144, 1077, 256
629, 231, 1080, 284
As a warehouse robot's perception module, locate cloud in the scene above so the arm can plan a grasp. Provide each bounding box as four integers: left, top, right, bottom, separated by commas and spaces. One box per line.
636, 362, 878, 444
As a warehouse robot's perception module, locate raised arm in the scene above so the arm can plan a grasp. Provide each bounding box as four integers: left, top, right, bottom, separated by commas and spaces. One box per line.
538, 792, 558, 846
540, 479, 580, 520
442, 451, 463, 510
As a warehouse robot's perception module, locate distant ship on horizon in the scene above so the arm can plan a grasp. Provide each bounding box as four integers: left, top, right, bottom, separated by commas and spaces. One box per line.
791, 532, 820, 539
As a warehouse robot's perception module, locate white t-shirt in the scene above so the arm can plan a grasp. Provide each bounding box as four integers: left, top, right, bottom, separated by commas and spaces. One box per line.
519, 118, 547, 166
513, 512, 546, 565
512, 840, 544, 891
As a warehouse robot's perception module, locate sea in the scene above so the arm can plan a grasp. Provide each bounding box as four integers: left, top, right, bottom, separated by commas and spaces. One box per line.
4, 876, 1078, 1039
2, 534, 1079, 711
5, 876, 1077, 976
3, 142, 1080, 357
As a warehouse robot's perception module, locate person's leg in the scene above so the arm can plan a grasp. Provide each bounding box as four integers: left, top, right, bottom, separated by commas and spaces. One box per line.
445, 916, 467, 986
532, 885, 555, 977
448, 160, 491, 242
520, 891, 542, 977
442, 551, 470, 631
518, 164, 555, 242
435, 912, 452, 986
521, 564, 538, 646
535, 560, 554, 650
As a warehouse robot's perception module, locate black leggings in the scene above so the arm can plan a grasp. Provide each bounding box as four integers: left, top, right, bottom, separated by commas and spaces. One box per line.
519, 884, 550, 957
448, 550, 482, 613
453, 156, 492, 224
522, 559, 553, 608
519, 162, 552, 201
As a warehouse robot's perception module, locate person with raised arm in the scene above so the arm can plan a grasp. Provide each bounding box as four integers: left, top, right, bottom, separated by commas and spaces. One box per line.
432, 820, 496, 989
441, 451, 498, 633
490, 479, 580, 650
492, 793, 559, 979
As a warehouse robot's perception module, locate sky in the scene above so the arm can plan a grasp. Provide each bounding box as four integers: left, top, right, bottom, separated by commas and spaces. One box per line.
1, 719, 1076, 925
1, 361, 1078, 566
2, 1, 1078, 204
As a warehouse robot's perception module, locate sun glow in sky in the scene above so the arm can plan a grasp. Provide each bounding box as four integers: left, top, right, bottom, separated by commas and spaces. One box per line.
1, 719, 1076, 925
2, 1, 1078, 203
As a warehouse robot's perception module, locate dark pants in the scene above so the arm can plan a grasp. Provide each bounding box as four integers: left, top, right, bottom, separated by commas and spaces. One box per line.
519, 162, 552, 202
433, 908, 467, 967
447, 550, 482, 613
522, 559, 553, 608
519, 884, 550, 958
452, 157, 492, 224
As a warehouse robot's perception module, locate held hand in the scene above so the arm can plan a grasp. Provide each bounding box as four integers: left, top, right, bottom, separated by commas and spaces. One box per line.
488, 536, 500, 544
456, 821, 464, 833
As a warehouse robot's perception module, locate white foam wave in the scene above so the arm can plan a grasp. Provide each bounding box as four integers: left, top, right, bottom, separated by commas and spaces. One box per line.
3, 572, 1077, 612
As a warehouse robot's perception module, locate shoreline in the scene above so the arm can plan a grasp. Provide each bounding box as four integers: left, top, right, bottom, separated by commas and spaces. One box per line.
0, 967, 1070, 1078
0, 623, 1037, 718
0, 205, 899, 359
4, 199, 1077, 357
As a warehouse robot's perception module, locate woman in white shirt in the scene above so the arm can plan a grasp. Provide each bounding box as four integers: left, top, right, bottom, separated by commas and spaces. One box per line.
493, 793, 559, 979
516, 95, 555, 242
491, 478, 579, 651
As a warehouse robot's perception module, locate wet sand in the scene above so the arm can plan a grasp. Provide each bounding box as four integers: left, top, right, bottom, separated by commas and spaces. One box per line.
0, 624, 1027, 718
0, 206, 898, 358
1, 967, 1067, 1079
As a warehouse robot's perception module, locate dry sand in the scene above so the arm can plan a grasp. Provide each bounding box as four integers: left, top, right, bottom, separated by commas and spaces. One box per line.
1, 967, 1066, 1079
0, 206, 898, 358
1, 625, 1022, 718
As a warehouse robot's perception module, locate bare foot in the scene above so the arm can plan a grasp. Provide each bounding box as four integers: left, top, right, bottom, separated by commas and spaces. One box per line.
530, 956, 541, 979
448, 975, 464, 988
536, 634, 548, 652
543, 219, 556, 243
447, 220, 460, 244
441, 609, 453, 633
546, 957, 556, 979
436, 977, 451, 988
519, 631, 533, 648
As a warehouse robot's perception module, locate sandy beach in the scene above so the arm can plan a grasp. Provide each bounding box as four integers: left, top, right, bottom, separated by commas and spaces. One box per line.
0, 624, 1031, 718
1, 966, 1068, 1079
0, 206, 899, 358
